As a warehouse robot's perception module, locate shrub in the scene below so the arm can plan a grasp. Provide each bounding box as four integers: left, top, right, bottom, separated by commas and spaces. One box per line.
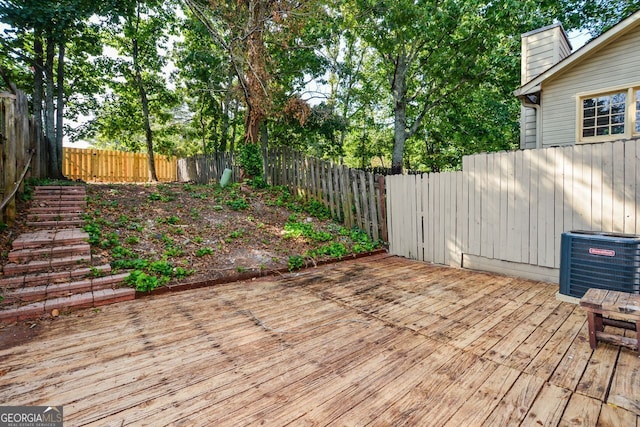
238, 143, 263, 179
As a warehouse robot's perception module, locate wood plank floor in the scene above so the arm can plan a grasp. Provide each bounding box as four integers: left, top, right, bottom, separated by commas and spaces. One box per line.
1, 254, 639, 426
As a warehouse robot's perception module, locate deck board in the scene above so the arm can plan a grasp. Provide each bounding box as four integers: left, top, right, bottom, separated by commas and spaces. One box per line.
1, 255, 639, 426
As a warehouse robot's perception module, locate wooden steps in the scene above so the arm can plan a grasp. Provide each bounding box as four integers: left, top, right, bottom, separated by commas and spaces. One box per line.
0, 185, 135, 323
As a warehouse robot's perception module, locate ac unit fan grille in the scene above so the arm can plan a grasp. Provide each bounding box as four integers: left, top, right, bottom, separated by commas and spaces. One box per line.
559, 232, 640, 298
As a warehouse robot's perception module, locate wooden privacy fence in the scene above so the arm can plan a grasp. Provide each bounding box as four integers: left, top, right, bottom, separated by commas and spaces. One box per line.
386, 140, 640, 283
1, 90, 44, 225
63, 147, 177, 182
177, 152, 239, 185
178, 147, 387, 241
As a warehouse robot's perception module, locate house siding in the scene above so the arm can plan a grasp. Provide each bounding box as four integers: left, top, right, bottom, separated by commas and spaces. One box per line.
541, 27, 640, 147
521, 25, 571, 84
520, 106, 537, 149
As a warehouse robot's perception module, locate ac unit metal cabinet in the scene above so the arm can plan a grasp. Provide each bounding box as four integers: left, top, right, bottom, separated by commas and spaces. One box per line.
559, 231, 640, 298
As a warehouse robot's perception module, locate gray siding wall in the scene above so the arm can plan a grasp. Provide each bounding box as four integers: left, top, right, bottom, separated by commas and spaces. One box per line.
520, 106, 537, 149
541, 28, 640, 147
521, 25, 571, 84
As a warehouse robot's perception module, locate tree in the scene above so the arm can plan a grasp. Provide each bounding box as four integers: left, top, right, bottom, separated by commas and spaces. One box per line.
0, 0, 105, 178
172, 11, 239, 154
94, 0, 178, 181
184, 0, 328, 146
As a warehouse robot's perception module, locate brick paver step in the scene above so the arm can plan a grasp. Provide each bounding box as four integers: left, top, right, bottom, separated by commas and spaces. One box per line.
27, 212, 83, 221
0, 288, 135, 322
34, 185, 85, 190
8, 243, 91, 263
0, 264, 111, 289
26, 219, 86, 228
1, 273, 129, 305
11, 228, 88, 250
28, 206, 85, 214
31, 200, 87, 207
32, 193, 87, 202
2, 255, 91, 277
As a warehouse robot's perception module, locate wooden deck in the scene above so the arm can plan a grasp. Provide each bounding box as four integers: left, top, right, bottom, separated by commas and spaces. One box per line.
1, 254, 639, 426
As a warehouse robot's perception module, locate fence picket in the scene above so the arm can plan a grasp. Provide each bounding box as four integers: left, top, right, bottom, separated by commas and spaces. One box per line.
386, 139, 640, 281
176, 147, 386, 240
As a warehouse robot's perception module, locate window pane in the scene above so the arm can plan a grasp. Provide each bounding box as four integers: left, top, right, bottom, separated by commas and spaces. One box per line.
612, 93, 626, 104
612, 125, 624, 134
636, 111, 640, 133
636, 90, 640, 102
611, 103, 626, 114
581, 91, 629, 139
612, 114, 625, 124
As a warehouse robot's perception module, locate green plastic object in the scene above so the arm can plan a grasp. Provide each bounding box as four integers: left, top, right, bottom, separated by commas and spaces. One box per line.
220, 168, 232, 188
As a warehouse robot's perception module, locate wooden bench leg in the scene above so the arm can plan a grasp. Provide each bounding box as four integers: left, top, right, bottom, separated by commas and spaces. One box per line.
587, 311, 603, 350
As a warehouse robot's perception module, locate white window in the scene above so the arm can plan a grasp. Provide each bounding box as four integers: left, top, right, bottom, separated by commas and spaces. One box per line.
578, 87, 640, 142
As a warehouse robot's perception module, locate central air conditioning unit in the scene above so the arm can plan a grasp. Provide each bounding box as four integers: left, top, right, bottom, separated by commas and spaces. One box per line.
559, 231, 640, 299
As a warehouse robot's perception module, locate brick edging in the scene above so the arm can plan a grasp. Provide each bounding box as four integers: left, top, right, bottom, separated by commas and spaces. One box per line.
135, 249, 390, 298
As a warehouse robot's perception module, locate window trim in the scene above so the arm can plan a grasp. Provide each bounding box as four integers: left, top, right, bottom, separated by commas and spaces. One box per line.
576, 86, 638, 144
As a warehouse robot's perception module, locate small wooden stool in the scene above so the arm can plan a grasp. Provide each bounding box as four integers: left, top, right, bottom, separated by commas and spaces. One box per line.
579, 288, 640, 351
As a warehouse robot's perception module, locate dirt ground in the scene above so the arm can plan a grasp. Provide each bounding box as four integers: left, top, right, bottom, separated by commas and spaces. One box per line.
1, 181, 380, 287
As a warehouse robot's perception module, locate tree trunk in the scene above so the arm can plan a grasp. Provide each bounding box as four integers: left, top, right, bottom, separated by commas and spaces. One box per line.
219, 67, 234, 152
230, 100, 239, 154
44, 33, 61, 178
55, 40, 65, 178
391, 54, 408, 175
131, 20, 157, 182
33, 30, 45, 176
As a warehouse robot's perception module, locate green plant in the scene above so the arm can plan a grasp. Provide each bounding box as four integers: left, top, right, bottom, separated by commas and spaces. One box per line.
99, 232, 120, 249
248, 176, 268, 189
111, 258, 149, 271
171, 227, 185, 235
283, 221, 332, 242
288, 255, 305, 271
227, 197, 249, 211
89, 266, 106, 278
238, 143, 263, 178
0, 222, 7, 231
164, 246, 184, 257
111, 245, 134, 259
82, 222, 102, 245
173, 267, 193, 279
116, 214, 130, 227
126, 270, 163, 292
308, 242, 348, 259
125, 236, 140, 245
229, 229, 245, 239
195, 247, 214, 257
193, 236, 203, 244
148, 192, 174, 202
302, 199, 331, 220
236, 266, 247, 273
149, 260, 174, 276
